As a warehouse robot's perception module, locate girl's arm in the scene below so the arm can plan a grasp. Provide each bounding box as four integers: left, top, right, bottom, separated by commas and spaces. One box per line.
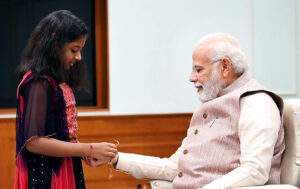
23, 80, 117, 162
26, 137, 117, 161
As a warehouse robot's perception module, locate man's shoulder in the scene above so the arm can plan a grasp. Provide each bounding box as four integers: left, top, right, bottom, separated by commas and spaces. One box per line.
240, 92, 279, 110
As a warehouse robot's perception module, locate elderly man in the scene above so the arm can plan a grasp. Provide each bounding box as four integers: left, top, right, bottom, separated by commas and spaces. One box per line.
112, 33, 285, 189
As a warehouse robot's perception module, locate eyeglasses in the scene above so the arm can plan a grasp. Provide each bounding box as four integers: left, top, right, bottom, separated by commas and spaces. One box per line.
191, 59, 221, 76
191, 57, 230, 77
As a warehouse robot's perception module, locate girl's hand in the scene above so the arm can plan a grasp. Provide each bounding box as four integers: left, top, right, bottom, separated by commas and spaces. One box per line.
91, 142, 118, 163
83, 157, 106, 167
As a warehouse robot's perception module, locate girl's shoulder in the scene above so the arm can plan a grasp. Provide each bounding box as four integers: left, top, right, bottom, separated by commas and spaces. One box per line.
30, 77, 52, 91
18, 72, 58, 97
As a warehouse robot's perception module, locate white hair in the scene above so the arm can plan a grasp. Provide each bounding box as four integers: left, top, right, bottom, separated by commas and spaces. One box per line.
197, 33, 248, 75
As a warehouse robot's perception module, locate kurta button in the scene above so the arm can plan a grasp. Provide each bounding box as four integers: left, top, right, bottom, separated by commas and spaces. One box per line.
203, 113, 207, 119
194, 129, 198, 135
183, 149, 188, 154
178, 172, 183, 177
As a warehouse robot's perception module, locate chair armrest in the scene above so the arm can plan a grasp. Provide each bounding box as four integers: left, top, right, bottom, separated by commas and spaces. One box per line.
137, 180, 172, 189
234, 185, 298, 189
137, 183, 152, 189
137, 182, 298, 189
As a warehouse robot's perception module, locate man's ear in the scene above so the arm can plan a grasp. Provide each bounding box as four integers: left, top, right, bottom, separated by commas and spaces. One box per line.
220, 57, 231, 78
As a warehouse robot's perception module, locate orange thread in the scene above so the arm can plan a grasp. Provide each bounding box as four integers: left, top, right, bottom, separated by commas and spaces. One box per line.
108, 140, 119, 180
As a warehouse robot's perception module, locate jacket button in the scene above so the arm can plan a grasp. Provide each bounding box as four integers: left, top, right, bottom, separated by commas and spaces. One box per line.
194, 129, 198, 135
203, 113, 207, 119
178, 172, 183, 177
183, 149, 188, 154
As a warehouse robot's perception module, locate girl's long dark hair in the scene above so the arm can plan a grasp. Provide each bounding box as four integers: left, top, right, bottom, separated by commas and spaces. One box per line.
18, 10, 88, 90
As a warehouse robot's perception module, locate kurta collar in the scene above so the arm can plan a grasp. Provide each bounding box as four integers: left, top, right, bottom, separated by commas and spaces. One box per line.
218, 72, 251, 97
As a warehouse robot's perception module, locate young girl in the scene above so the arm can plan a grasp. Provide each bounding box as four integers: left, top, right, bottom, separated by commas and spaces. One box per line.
14, 10, 117, 189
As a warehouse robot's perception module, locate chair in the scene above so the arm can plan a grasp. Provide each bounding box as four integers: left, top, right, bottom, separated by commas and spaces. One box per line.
138, 99, 300, 189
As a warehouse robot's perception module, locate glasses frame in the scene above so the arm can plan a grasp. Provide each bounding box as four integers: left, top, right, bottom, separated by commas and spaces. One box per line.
191, 57, 231, 77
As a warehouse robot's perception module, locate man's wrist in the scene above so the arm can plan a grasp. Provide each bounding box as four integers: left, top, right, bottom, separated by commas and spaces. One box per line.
113, 153, 119, 168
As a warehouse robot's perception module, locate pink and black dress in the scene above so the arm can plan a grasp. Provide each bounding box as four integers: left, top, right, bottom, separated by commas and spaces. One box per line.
14, 71, 85, 189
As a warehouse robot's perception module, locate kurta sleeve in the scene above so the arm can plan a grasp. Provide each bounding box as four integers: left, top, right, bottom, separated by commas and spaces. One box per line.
115, 138, 185, 181
23, 79, 52, 141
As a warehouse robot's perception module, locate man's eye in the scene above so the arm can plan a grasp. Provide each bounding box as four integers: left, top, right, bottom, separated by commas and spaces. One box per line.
192, 66, 202, 73
71, 49, 77, 53
195, 69, 202, 73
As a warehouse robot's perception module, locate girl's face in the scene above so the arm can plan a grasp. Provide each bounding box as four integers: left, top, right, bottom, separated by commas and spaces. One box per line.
60, 35, 87, 70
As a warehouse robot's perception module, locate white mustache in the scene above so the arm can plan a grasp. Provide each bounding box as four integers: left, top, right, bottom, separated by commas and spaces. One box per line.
194, 82, 204, 88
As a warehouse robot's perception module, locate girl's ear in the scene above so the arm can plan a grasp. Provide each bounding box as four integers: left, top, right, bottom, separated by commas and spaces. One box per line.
54, 43, 63, 62
54, 42, 64, 57
54, 42, 59, 53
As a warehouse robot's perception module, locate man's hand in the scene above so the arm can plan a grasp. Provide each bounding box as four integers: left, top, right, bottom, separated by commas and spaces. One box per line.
111, 152, 119, 166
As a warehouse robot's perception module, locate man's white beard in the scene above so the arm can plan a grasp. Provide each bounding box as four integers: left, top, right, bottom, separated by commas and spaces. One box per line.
195, 67, 224, 103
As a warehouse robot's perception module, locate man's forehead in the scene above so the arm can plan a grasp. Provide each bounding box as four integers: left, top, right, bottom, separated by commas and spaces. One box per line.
193, 46, 211, 64
192, 62, 211, 68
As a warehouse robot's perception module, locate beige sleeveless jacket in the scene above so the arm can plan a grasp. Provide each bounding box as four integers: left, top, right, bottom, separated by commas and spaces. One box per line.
173, 73, 285, 189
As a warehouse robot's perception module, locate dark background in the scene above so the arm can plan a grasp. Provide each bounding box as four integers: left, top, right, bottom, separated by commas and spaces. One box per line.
0, 0, 96, 108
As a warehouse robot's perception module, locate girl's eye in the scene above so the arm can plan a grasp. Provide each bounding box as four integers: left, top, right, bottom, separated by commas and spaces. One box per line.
71, 49, 77, 53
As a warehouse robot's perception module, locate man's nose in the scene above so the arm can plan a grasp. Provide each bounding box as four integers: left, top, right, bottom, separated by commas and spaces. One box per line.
189, 72, 198, 82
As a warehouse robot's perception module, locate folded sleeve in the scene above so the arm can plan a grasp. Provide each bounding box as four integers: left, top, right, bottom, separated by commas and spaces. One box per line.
116, 138, 186, 181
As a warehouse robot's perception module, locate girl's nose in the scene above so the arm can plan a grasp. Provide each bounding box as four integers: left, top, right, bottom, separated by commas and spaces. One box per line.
75, 52, 82, 61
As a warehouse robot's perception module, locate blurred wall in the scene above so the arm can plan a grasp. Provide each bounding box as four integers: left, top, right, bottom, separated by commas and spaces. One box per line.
108, 0, 298, 114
